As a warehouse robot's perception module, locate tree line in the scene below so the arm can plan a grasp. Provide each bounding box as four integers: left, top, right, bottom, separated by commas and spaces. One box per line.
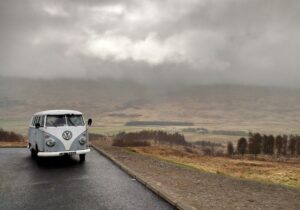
112, 130, 188, 147
227, 132, 300, 156
0, 128, 24, 142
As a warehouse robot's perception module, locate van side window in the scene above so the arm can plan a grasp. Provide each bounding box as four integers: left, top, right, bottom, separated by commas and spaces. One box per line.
36, 116, 40, 126
33, 116, 40, 127
38, 115, 44, 127
32, 116, 37, 126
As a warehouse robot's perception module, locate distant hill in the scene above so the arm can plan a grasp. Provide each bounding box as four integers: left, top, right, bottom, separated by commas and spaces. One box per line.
1, 77, 300, 134
125, 121, 194, 126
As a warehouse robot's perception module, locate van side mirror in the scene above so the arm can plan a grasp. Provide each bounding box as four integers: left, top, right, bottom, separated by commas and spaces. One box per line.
35, 123, 40, 129
87, 118, 92, 126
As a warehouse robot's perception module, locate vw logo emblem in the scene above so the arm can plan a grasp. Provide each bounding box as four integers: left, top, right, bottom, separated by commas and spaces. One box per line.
62, 130, 72, 140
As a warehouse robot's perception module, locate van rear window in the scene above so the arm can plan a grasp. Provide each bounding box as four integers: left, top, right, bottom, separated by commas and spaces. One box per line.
46, 115, 66, 127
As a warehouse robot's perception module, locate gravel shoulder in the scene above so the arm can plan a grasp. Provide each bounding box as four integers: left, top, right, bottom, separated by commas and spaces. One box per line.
92, 142, 300, 210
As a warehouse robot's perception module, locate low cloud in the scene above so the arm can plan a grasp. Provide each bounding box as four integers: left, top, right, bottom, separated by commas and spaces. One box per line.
0, 0, 299, 87
81, 29, 229, 70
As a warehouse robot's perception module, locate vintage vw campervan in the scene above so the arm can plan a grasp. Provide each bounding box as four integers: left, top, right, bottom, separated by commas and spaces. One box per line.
28, 110, 92, 162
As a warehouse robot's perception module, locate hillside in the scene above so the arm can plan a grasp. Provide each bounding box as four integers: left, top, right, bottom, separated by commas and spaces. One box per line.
1, 77, 300, 137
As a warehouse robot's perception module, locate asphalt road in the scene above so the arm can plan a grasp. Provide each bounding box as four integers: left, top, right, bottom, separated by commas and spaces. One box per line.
0, 148, 175, 210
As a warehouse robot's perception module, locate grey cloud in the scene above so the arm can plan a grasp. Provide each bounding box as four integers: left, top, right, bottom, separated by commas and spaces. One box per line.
0, 0, 299, 87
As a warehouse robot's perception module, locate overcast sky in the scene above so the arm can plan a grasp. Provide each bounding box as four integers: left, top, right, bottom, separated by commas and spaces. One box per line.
0, 0, 299, 86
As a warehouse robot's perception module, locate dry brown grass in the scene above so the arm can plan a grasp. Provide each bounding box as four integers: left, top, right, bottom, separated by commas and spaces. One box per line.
0, 141, 27, 147
183, 133, 239, 144
131, 145, 300, 189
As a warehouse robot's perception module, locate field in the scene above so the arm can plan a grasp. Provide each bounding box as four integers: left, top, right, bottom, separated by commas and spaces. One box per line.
129, 145, 300, 189
92, 140, 300, 210
2, 78, 300, 146
1, 77, 300, 210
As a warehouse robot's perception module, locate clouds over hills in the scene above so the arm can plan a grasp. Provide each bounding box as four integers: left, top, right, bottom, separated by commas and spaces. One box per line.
0, 0, 299, 87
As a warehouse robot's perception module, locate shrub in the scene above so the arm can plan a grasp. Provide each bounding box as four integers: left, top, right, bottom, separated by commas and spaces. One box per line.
215, 150, 224, 156
112, 130, 188, 147
0, 128, 24, 142
184, 146, 198, 154
202, 147, 213, 156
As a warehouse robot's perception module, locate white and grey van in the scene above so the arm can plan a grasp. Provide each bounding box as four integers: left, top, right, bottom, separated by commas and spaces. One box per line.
28, 110, 92, 162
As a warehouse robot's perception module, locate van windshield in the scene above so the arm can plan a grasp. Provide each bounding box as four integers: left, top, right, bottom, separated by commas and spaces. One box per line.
46, 115, 66, 127
46, 114, 85, 127
66, 115, 84, 126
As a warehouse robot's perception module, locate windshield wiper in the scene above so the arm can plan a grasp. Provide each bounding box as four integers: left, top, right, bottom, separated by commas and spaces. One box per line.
67, 118, 76, 126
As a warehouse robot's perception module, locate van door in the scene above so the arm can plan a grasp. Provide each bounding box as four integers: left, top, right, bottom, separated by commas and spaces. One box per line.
33, 116, 39, 149
28, 116, 36, 148
35, 115, 45, 152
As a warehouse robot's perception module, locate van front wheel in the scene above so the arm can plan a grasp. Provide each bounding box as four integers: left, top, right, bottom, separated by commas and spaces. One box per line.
30, 149, 37, 159
79, 154, 85, 163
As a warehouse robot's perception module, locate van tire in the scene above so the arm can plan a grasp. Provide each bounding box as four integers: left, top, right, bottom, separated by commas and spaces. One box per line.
31, 149, 37, 158
79, 154, 85, 162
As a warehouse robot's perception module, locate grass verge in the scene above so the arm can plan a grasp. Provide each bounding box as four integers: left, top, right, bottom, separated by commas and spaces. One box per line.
130, 146, 300, 189
0, 141, 27, 148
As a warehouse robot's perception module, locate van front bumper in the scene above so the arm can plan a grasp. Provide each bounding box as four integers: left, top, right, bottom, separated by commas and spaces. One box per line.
37, 149, 90, 157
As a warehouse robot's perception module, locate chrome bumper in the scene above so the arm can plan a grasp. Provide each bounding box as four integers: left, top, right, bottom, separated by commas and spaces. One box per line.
37, 149, 90, 157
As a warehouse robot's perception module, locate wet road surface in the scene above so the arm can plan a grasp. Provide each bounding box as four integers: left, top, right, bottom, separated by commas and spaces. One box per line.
0, 148, 175, 210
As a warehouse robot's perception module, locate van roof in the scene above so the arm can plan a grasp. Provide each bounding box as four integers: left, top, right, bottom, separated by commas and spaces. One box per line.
33, 110, 83, 115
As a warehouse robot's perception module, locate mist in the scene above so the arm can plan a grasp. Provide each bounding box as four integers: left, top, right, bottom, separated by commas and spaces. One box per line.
0, 0, 299, 87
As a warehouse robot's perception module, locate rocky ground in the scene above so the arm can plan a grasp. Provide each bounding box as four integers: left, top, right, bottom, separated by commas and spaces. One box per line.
92, 141, 300, 210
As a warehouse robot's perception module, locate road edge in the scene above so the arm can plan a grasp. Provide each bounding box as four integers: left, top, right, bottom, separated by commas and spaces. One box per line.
91, 144, 196, 210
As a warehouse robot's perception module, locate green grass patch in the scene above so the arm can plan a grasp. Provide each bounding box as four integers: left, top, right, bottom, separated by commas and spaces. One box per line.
124, 147, 138, 154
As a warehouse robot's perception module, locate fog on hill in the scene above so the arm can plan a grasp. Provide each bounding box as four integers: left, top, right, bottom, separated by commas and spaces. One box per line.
1, 77, 300, 135
1, 0, 300, 134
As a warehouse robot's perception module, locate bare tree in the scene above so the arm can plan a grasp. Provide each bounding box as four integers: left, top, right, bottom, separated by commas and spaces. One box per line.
227, 142, 234, 156
262, 135, 268, 154
237, 137, 247, 155
296, 136, 300, 156
275, 135, 283, 156
282, 135, 288, 155
289, 135, 296, 156
248, 133, 262, 157
262, 135, 274, 155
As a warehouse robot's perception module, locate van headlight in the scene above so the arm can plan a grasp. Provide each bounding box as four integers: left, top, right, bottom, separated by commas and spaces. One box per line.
79, 137, 86, 145
46, 139, 56, 147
